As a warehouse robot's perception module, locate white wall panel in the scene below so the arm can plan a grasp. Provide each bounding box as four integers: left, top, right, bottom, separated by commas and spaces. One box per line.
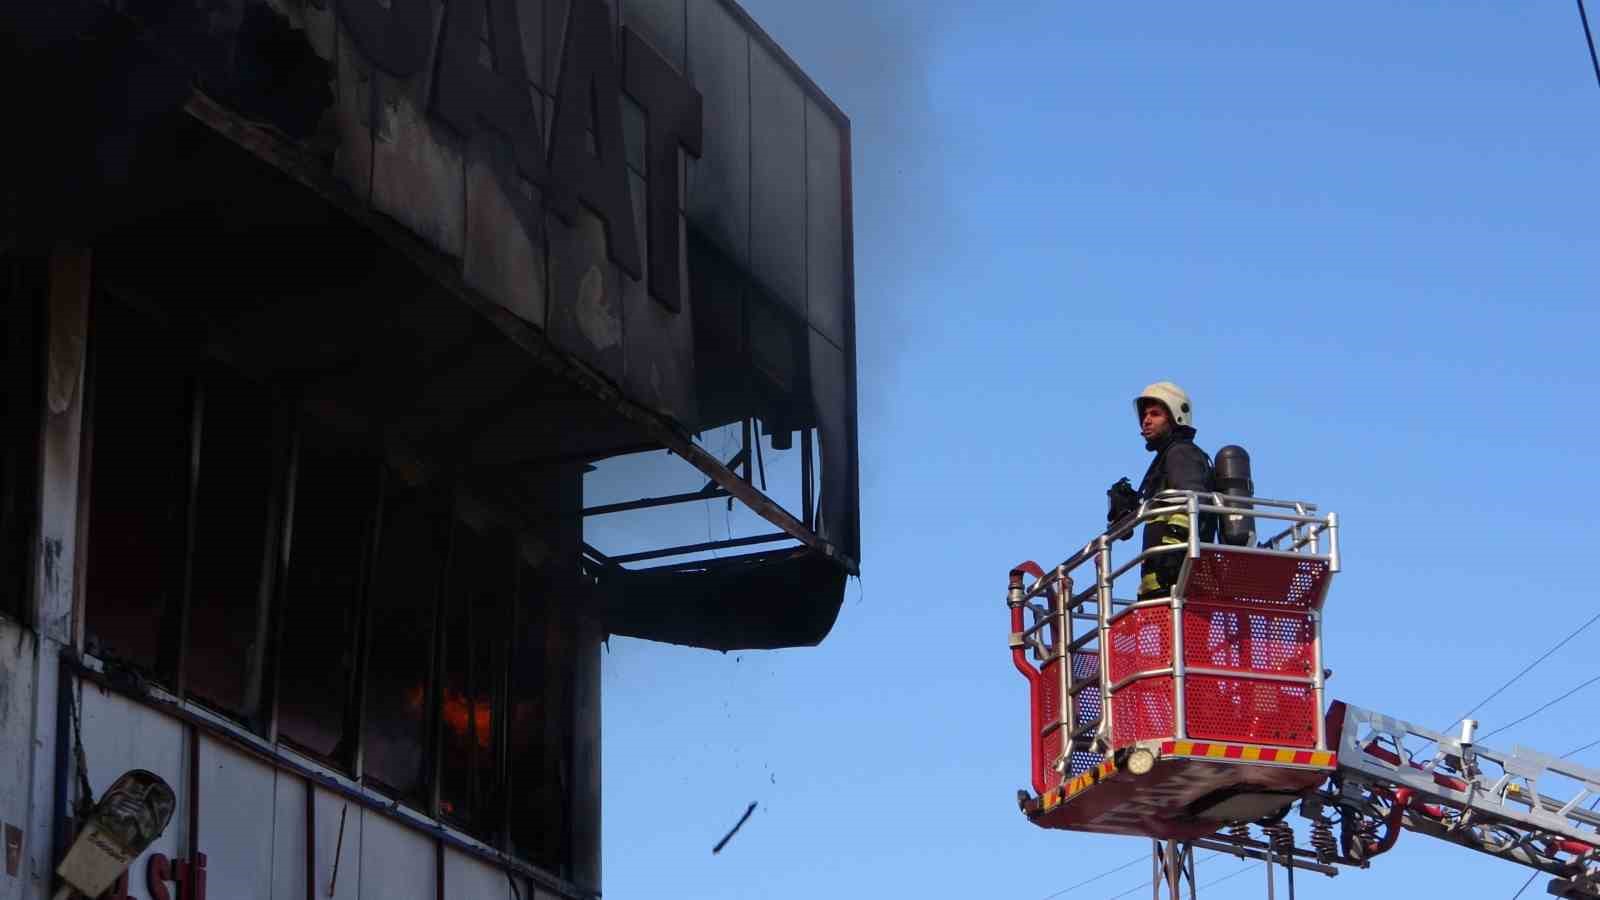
77, 687, 188, 900
444, 848, 509, 900
270, 773, 308, 900
314, 787, 364, 900
197, 735, 276, 900
358, 807, 435, 900
0, 623, 35, 900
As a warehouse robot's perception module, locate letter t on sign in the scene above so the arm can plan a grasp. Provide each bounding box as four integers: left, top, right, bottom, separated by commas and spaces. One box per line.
621, 27, 702, 313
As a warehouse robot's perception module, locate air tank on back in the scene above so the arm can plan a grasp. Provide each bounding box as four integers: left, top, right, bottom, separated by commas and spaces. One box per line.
1214, 445, 1254, 546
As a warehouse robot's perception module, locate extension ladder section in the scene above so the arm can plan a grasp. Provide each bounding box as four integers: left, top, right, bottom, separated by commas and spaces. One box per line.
1009, 491, 1340, 839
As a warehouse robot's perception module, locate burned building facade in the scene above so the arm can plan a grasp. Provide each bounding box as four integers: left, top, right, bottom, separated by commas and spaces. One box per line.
0, 1, 857, 897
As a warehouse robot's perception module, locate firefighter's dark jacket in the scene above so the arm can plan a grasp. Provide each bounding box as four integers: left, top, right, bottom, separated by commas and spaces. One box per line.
1137, 426, 1211, 500
1136, 425, 1212, 560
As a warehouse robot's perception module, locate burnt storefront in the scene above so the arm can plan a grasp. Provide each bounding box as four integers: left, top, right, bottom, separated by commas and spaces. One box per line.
0, 1, 857, 897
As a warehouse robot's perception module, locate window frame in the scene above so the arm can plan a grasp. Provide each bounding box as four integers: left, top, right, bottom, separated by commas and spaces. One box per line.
78, 288, 579, 869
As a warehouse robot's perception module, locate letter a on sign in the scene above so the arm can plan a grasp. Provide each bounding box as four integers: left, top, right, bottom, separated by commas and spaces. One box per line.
547, 0, 642, 280
432, 0, 548, 240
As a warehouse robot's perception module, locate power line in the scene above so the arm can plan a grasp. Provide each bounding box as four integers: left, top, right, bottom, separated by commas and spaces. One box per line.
1442, 610, 1600, 731
1098, 851, 1225, 900
1578, 0, 1600, 93
1479, 672, 1600, 742
1035, 853, 1146, 900
1105, 876, 1153, 900
1200, 860, 1264, 890
1564, 735, 1600, 758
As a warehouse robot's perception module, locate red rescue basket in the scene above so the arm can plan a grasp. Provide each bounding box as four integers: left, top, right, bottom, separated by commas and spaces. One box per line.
1008, 491, 1340, 839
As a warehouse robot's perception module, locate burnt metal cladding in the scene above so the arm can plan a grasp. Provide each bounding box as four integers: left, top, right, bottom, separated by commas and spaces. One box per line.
0, 0, 860, 566
343, 0, 697, 311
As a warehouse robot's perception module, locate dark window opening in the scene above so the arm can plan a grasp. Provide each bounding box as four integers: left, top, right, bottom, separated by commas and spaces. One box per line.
184, 362, 282, 723
276, 428, 382, 767
362, 471, 449, 807
1, 260, 40, 620
78, 293, 582, 873
83, 296, 192, 677
438, 519, 512, 839
507, 563, 575, 876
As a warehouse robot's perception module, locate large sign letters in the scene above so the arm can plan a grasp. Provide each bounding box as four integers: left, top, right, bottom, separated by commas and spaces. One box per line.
335, 0, 702, 313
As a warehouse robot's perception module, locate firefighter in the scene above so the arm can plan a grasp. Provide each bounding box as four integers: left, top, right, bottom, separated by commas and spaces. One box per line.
1132, 381, 1212, 599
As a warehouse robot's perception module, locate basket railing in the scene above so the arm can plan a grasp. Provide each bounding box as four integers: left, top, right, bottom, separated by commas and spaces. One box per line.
1010, 491, 1339, 796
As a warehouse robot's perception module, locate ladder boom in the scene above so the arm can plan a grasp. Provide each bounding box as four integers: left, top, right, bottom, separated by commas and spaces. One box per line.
1331, 701, 1600, 896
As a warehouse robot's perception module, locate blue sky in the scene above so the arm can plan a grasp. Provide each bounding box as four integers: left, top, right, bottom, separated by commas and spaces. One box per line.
600, 2, 1600, 897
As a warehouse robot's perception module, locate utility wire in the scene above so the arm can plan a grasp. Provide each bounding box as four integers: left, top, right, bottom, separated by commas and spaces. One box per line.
1563, 735, 1600, 758
1479, 672, 1600, 742
1579, 0, 1600, 93
1096, 851, 1224, 900
1441, 610, 1600, 732
1200, 860, 1264, 890
1036, 853, 1146, 900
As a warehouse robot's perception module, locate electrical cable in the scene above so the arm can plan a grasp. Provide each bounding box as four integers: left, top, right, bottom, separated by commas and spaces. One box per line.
1563, 736, 1600, 758
1479, 672, 1600, 742
1035, 853, 1147, 900
1441, 610, 1600, 732
1094, 851, 1224, 900
1200, 860, 1264, 890
1578, 0, 1600, 93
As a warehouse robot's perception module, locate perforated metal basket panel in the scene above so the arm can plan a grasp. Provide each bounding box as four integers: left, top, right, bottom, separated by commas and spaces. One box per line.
1066, 750, 1104, 778
1184, 675, 1317, 748
1185, 551, 1330, 611
1073, 651, 1101, 729
1112, 675, 1175, 748
1109, 607, 1172, 685
1039, 658, 1064, 790
1036, 651, 1102, 791
1182, 604, 1314, 677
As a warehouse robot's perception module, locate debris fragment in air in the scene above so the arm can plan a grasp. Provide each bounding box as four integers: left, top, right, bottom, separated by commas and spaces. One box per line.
712, 802, 758, 855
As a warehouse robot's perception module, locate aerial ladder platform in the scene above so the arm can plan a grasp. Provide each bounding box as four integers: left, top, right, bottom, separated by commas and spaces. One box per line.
1008, 488, 1600, 897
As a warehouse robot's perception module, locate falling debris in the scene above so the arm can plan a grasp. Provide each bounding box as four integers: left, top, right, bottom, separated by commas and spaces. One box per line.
711, 802, 758, 855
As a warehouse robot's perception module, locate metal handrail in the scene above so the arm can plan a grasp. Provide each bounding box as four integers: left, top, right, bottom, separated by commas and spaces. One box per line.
1012, 490, 1339, 783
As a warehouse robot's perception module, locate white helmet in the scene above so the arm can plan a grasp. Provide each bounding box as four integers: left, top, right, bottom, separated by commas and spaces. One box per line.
1135, 381, 1193, 428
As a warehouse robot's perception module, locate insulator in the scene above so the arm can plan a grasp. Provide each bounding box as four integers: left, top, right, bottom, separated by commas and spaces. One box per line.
1310, 819, 1337, 863
1266, 822, 1295, 858
1228, 821, 1252, 844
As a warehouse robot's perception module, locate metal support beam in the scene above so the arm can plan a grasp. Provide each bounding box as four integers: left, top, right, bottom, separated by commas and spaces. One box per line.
1188, 837, 1340, 877
581, 486, 728, 517
581, 542, 618, 570
605, 532, 792, 566
801, 427, 814, 530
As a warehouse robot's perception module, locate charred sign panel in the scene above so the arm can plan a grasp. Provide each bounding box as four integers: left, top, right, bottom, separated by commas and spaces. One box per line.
0, 0, 858, 569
